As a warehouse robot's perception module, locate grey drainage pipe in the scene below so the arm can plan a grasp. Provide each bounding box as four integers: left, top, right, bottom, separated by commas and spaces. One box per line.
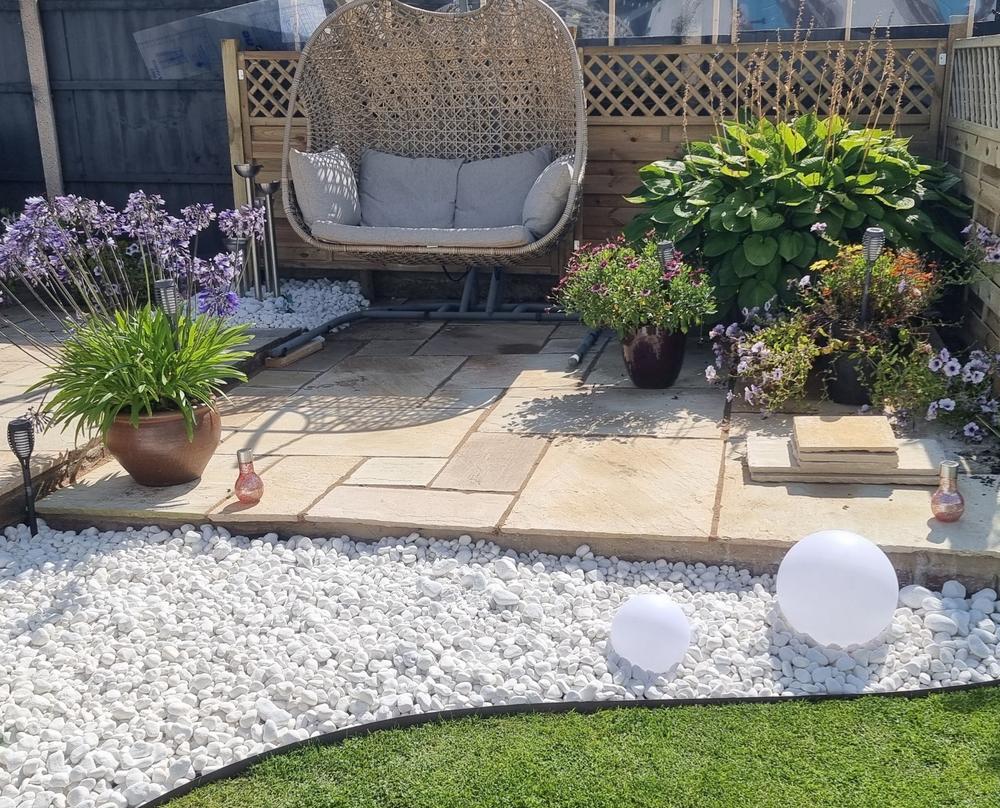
141, 678, 1000, 808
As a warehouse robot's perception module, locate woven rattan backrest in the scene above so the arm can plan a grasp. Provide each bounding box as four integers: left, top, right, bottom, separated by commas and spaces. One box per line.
294, 0, 579, 170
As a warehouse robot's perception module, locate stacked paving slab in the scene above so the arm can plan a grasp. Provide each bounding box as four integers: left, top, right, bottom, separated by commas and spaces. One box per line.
748, 416, 943, 485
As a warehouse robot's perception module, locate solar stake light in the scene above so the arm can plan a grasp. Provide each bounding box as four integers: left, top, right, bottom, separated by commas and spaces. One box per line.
7, 417, 38, 535
153, 278, 181, 318
256, 180, 282, 297
860, 226, 885, 324
657, 240, 675, 271
234, 162, 264, 300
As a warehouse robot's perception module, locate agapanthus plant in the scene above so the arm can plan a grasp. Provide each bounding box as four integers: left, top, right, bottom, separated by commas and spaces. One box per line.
924, 347, 1000, 443
0, 191, 263, 362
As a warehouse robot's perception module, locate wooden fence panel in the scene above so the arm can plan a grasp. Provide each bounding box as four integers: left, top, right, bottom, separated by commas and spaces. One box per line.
947, 34, 1000, 351
0, 0, 239, 215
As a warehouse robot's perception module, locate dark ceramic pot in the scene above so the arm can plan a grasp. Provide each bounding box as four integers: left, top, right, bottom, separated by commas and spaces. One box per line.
823, 353, 874, 406
621, 326, 687, 389
105, 405, 222, 487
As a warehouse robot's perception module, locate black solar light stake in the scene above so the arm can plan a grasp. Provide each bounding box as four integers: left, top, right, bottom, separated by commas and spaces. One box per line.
657, 240, 675, 272
234, 162, 264, 300
153, 278, 180, 318
7, 417, 38, 535
860, 226, 885, 325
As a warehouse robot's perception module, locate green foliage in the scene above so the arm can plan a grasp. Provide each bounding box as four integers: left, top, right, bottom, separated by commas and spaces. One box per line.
626, 114, 971, 311
35, 306, 251, 441
162, 689, 1000, 808
553, 238, 716, 338
859, 333, 947, 415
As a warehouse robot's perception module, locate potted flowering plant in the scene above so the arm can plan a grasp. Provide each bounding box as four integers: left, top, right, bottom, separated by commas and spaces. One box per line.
0, 192, 263, 486
707, 245, 942, 412
554, 237, 716, 388
803, 245, 940, 405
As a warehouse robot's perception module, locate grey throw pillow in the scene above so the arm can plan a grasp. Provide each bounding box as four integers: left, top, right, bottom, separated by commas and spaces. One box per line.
522, 154, 574, 239
359, 150, 463, 228
289, 147, 361, 228
454, 146, 553, 229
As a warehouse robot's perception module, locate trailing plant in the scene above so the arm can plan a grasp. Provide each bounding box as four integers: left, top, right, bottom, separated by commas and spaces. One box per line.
626, 114, 970, 311
36, 306, 251, 441
707, 309, 821, 410
553, 237, 716, 338
923, 347, 1000, 443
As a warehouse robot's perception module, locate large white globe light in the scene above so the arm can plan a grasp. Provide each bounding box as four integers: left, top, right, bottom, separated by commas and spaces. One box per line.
776, 530, 898, 647
610, 593, 691, 673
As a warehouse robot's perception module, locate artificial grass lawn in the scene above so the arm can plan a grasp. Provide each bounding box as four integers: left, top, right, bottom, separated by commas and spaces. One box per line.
165, 689, 1000, 808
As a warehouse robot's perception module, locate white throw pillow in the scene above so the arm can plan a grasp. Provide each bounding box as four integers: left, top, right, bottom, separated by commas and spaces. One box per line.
289, 147, 361, 227
522, 154, 574, 239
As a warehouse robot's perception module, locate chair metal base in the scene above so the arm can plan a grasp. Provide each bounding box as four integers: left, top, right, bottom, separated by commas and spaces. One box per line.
267, 267, 602, 366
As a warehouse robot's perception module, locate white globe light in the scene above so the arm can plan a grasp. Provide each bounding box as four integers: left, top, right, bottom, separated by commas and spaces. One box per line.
776, 530, 898, 648
610, 593, 691, 673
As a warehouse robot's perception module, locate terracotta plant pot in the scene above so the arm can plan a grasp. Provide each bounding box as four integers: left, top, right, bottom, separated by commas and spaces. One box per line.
105, 405, 222, 487
621, 326, 687, 389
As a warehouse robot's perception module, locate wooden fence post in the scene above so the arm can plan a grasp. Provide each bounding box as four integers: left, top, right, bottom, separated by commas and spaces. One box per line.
19, 0, 63, 198
221, 38, 248, 207
937, 20, 966, 160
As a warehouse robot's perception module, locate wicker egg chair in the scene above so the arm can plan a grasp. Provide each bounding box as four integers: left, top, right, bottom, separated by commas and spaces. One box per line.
281, 0, 586, 264
271, 0, 596, 361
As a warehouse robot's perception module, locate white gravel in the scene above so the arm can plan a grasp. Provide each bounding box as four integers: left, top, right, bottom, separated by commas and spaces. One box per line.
2, 521, 999, 807
228, 278, 368, 331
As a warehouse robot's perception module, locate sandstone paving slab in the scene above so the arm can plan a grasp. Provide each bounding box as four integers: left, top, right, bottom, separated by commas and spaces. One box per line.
479, 386, 725, 439
221, 408, 481, 458
417, 323, 555, 356
282, 339, 364, 372
431, 433, 547, 492
422, 386, 503, 410
306, 355, 465, 397
540, 338, 591, 354
549, 322, 592, 339
211, 455, 361, 522
717, 448, 1000, 555
354, 339, 426, 357
346, 457, 447, 487
342, 321, 443, 341
502, 436, 722, 540
37, 453, 283, 521
446, 355, 585, 390
794, 415, 897, 454
747, 436, 941, 482
307, 485, 514, 533
584, 340, 716, 389
244, 369, 321, 389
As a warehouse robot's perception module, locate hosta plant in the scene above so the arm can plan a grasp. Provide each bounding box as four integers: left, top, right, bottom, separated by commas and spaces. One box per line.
625, 114, 971, 311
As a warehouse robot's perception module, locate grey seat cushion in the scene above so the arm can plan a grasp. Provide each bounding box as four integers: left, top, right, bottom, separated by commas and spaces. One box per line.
311, 221, 534, 248
454, 146, 552, 229
288, 147, 361, 227
359, 150, 462, 228
523, 154, 574, 238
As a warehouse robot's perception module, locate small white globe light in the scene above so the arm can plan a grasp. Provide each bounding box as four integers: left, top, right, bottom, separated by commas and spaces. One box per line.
610, 593, 691, 673
776, 530, 898, 647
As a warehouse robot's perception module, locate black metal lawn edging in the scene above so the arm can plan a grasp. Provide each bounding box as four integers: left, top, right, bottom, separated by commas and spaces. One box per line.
141, 677, 1000, 808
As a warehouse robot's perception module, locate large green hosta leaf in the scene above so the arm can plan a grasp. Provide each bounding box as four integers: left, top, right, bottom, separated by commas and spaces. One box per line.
743, 234, 779, 266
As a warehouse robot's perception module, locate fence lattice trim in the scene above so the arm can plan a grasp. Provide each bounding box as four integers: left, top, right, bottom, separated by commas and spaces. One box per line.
950, 37, 1000, 129
240, 39, 945, 125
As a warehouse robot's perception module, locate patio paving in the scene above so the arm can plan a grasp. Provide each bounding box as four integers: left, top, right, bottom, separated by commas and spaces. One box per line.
24, 320, 1000, 583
